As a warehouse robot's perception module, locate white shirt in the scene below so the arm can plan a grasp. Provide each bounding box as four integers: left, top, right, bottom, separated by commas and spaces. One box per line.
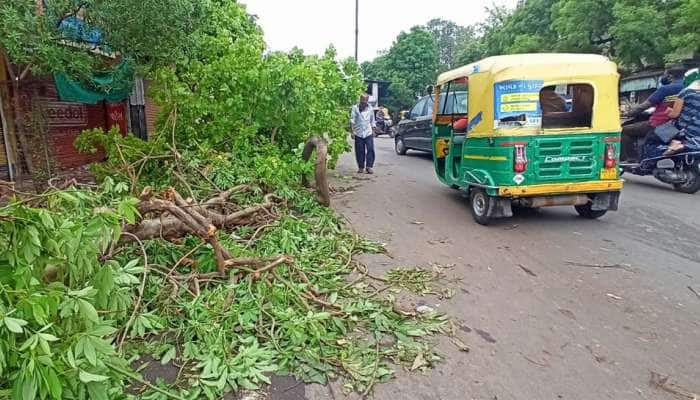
350, 104, 376, 138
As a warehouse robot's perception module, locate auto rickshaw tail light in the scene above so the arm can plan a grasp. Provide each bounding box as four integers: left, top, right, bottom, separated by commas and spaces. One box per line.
513, 145, 528, 173
604, 143, 616, 169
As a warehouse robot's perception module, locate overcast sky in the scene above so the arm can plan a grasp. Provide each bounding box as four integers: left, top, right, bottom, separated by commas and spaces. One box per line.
241, 0, 518, 62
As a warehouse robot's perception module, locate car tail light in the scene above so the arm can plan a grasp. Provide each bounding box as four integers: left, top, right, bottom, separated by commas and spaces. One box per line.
604, 143, 616, 169
513, 144, 528, 173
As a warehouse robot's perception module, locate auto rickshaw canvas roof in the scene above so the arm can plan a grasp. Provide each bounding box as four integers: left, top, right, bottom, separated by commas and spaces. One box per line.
436, 53, 618, 86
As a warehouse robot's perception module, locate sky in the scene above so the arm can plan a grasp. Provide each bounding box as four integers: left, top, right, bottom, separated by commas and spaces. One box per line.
241, 0, 518, 62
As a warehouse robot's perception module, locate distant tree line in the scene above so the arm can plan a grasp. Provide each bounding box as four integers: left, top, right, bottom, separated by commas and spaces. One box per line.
362, 0, 700, 113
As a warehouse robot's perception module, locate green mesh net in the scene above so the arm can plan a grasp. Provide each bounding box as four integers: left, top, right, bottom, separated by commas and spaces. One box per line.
54, 61, 133, 104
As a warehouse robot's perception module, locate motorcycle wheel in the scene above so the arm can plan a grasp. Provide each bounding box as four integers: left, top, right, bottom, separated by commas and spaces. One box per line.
673, 162, 700, 194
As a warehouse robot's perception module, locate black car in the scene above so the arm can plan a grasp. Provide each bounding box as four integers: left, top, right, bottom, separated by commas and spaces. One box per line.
394, 95, 434, 154
394, 91, 467, 155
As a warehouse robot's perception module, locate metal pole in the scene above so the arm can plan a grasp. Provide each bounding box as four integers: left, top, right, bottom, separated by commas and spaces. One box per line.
354, 0, 359, 61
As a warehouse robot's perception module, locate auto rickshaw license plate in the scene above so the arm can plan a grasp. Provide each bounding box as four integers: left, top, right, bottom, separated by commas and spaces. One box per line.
600, 168, 617, 180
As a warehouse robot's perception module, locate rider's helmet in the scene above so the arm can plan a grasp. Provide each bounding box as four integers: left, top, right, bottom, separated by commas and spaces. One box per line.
684, 68, 700, 89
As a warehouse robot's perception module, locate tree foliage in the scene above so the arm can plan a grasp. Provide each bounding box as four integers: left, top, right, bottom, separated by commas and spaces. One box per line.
150, 1, 364, 166
458, 0, 698, 69
0, 0, 205, 78
423, 18, 473, 71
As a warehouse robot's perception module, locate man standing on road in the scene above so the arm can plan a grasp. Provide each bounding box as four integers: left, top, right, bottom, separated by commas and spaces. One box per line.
350, 94, 377, 174
621, 67, 686, 162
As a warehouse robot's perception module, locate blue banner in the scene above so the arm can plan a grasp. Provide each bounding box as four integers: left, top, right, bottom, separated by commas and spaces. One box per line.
494, 80, 544, 128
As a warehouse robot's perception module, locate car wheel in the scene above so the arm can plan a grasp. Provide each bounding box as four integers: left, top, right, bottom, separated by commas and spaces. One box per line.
395, 136, 408, 155
574, 203, 608, 219
470, 188, 493, 225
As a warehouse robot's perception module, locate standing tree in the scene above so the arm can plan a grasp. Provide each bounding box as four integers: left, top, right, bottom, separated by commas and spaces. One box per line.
609, 1, 675, 68
362, 27, 439, 112
668, 0, 700, 62
423, 18, 473, 71
551, 0, 616, 54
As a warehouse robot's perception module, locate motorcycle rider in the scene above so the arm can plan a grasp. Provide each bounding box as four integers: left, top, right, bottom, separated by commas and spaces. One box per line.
375, 105, 386, 136
621, 67, 686, 162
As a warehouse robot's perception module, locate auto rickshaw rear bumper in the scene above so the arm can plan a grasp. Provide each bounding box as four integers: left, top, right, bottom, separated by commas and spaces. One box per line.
498, 180, 623, 197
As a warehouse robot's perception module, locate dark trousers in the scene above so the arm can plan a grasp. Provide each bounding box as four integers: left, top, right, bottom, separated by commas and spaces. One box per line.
354, 135, 375, 169
621, 121, 653, 161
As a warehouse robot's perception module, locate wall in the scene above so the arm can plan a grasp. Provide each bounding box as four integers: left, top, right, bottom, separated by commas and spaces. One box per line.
144, 80, 160, 135
18, 78, 126, 171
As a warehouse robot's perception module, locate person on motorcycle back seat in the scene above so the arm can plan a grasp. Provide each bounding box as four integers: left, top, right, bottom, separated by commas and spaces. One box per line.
664, 69, 700, 155
621, 67, 686, 162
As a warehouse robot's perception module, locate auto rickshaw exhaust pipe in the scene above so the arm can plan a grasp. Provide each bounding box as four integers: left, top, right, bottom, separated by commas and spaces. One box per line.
517, 195, 590, 208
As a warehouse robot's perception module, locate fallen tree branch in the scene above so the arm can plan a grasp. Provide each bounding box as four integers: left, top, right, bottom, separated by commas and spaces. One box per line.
121, 187, 279, 243
650, 371, 699, 399
118, 232, 149, 351
688, 286, 700, 301
564, 260, 633, 271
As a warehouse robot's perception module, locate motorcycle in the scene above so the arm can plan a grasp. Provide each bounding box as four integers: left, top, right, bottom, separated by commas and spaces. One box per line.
620, 111, 700, 194
373, 108, 394, 137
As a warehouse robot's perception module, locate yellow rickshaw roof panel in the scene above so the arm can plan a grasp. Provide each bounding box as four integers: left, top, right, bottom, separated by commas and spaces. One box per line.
437, 53, 617, 86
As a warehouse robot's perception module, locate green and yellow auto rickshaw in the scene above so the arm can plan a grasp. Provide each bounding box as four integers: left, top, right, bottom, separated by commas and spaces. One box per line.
432, 54, 624, 225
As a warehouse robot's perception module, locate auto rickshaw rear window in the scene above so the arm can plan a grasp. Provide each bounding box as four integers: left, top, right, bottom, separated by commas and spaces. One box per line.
438, 91, 467, 115
541, 84, 594, 129
438, 80, 468, 116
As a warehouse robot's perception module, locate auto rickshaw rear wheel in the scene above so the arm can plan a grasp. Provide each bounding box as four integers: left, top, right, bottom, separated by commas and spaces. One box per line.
574, 202, 607, 219
470, 188, 493, 225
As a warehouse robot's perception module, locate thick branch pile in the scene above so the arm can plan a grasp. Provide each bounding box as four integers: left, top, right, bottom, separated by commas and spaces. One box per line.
122, 185, 282, 276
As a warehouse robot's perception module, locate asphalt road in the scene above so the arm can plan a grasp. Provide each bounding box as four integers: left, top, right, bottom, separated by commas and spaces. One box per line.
307, 136, 700, 400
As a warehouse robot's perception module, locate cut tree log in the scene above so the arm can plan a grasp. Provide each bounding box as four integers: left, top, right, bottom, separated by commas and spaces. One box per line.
122, 186, 278, 242
120, 186, 281, 275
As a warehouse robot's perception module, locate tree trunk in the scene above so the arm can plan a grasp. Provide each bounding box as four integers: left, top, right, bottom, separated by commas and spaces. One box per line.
0, 86, 15, 181
12, 79, 35, 179
302, 136, 330, 207
3, 56, 35, 183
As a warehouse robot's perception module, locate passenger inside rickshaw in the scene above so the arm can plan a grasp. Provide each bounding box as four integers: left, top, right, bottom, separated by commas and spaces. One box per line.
541, 84, 594, 129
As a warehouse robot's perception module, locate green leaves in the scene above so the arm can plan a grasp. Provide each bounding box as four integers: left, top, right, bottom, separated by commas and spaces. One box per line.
0, 187, 132, 399
78, 299, 99, 323
79, 370, 110, 383
116, 198, 140, 225
3, 316, 28, 334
